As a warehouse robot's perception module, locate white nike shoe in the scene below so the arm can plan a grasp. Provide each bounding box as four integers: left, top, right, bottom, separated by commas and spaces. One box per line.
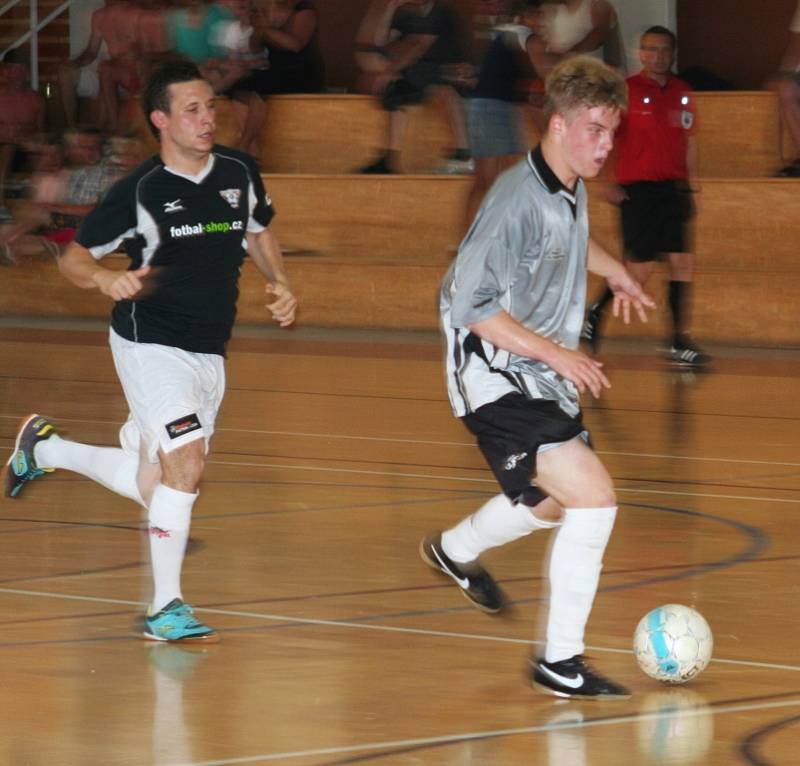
531, 655, 631, 700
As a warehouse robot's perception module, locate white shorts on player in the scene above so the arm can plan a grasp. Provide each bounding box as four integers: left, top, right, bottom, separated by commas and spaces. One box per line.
109, 329, 225, 464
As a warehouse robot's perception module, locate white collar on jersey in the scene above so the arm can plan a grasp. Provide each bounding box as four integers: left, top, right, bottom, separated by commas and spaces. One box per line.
163, 153, 215, 184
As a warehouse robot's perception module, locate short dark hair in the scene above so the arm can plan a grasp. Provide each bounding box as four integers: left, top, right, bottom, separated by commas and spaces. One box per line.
641, 25, 677, 48
142, 59, 205, 137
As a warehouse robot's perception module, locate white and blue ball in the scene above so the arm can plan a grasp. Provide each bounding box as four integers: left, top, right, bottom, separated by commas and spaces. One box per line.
633, 604, 713, 684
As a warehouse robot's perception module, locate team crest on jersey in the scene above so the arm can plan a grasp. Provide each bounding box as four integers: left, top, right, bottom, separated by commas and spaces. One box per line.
681, 110, 694, 130
220, 188, 242, 208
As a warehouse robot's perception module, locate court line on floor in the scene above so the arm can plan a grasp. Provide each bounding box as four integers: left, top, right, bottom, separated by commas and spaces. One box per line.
166, 697, 800, 766
3, 414, 799, 468
206, 459, 800, 505
0, 585, 798, 674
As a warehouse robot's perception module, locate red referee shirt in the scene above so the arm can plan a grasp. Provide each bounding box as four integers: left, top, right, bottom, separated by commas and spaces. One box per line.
614, 72, 697, 184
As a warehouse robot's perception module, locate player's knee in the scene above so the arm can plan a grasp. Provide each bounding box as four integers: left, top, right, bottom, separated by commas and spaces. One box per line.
159, 441, 206, 491
575, 482, 616, 510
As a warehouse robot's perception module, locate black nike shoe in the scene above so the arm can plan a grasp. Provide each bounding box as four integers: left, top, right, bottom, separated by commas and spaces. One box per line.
530, 655, 631, 700
419, 533, 507, 613
581, 304, 603, 354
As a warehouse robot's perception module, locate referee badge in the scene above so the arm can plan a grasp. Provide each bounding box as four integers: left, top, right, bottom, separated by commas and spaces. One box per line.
681, 110, 694, 130
220, 188, 242, 209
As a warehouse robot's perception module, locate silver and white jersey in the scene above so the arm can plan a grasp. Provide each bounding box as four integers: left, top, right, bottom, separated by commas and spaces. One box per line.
441, 147, 588, 417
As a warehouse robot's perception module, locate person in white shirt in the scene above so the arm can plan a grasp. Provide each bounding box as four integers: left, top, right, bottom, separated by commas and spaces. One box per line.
773, 0, 800, 176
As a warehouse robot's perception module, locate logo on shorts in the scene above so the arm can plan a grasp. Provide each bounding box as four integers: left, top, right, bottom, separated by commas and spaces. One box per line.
165, 414, 202, 440
220, 188, 242, 208
503, 452, 528, 471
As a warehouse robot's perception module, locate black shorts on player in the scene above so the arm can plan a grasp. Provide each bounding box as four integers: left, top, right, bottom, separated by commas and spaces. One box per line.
462, 393, 588, 507
620, 180, 694, 261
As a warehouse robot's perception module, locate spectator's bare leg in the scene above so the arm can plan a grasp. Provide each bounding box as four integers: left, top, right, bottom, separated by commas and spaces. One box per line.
387, 109, 409, 154
778, 78, 800, 161
430, 85, 470, 154
0, 143, 14, 207
98, 60, 119, 133
235, 93, 267, 157
58, 62, 80, 127
463, 155, 501, 235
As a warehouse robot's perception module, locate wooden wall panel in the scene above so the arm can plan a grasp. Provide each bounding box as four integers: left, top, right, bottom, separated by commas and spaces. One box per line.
200, 93, 784, 178
677, 0, 796, 89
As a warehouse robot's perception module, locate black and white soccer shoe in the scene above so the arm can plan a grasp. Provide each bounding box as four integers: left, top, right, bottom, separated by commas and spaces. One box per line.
419, 532, 507, 614
531, 655, 631, 700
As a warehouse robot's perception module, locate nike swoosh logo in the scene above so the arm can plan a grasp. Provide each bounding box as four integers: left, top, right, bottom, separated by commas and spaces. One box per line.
432, 547, 470, 589
539, 665, 584, 689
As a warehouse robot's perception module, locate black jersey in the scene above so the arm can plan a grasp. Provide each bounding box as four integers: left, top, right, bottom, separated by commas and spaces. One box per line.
75, 145, 274, 356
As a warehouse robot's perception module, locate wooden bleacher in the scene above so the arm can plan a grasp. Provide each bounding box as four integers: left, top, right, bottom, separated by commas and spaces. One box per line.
206, 92, 789, 178
2, 91, 799, 348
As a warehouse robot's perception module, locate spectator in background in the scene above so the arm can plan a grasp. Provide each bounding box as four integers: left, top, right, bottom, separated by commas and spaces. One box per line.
58, 0, 143, 132
772, 0, 800, 176
207, 0, 270, 155
355, 0, 473, 174
0, 50, 46, 222
539, 0, 625, 72
132, 1, 174, 80
0, 130, 140, 264
463, 0, 556, 232
62, 127, 109, 209
251, 0, 325, 94
0, 137, 65, 264
582, 26, 711, 367
160, 1, 271, 156
166, 0, 234, 65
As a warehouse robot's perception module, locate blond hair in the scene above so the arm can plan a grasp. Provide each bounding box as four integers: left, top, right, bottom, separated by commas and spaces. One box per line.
544, 55, 627, 125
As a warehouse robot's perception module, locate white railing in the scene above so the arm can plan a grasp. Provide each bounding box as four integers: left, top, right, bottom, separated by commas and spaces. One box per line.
1, 0, 72, 90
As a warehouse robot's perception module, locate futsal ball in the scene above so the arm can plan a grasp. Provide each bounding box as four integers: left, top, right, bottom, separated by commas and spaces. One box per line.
633, 604, 713, 684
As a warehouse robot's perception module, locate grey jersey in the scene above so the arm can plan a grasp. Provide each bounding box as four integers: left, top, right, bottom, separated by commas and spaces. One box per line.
441, 146, 588, 418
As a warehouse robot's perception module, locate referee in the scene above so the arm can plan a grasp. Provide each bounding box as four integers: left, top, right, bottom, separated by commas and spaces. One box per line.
4, 60, 298, 642
583, 26, 711, 366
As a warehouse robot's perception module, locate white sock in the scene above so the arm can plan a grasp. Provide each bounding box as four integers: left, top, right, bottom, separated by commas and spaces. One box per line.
442, 493, 560, 563
34, 435, 144, 505
545, 506, 617, 663
148, 483, 196, 614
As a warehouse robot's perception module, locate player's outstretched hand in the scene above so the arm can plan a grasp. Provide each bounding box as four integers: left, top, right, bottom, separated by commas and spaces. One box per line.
94, 266, 151, 301
607, 272, 656, 325
548, 346, 611, 399
265, 281, 298, 327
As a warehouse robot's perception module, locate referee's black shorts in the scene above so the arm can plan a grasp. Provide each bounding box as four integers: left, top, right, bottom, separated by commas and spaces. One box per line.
462, 393, 588, 508
620, 180, 694, 263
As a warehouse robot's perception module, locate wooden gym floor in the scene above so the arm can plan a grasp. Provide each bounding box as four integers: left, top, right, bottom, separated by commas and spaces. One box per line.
0, 322, 798, 766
